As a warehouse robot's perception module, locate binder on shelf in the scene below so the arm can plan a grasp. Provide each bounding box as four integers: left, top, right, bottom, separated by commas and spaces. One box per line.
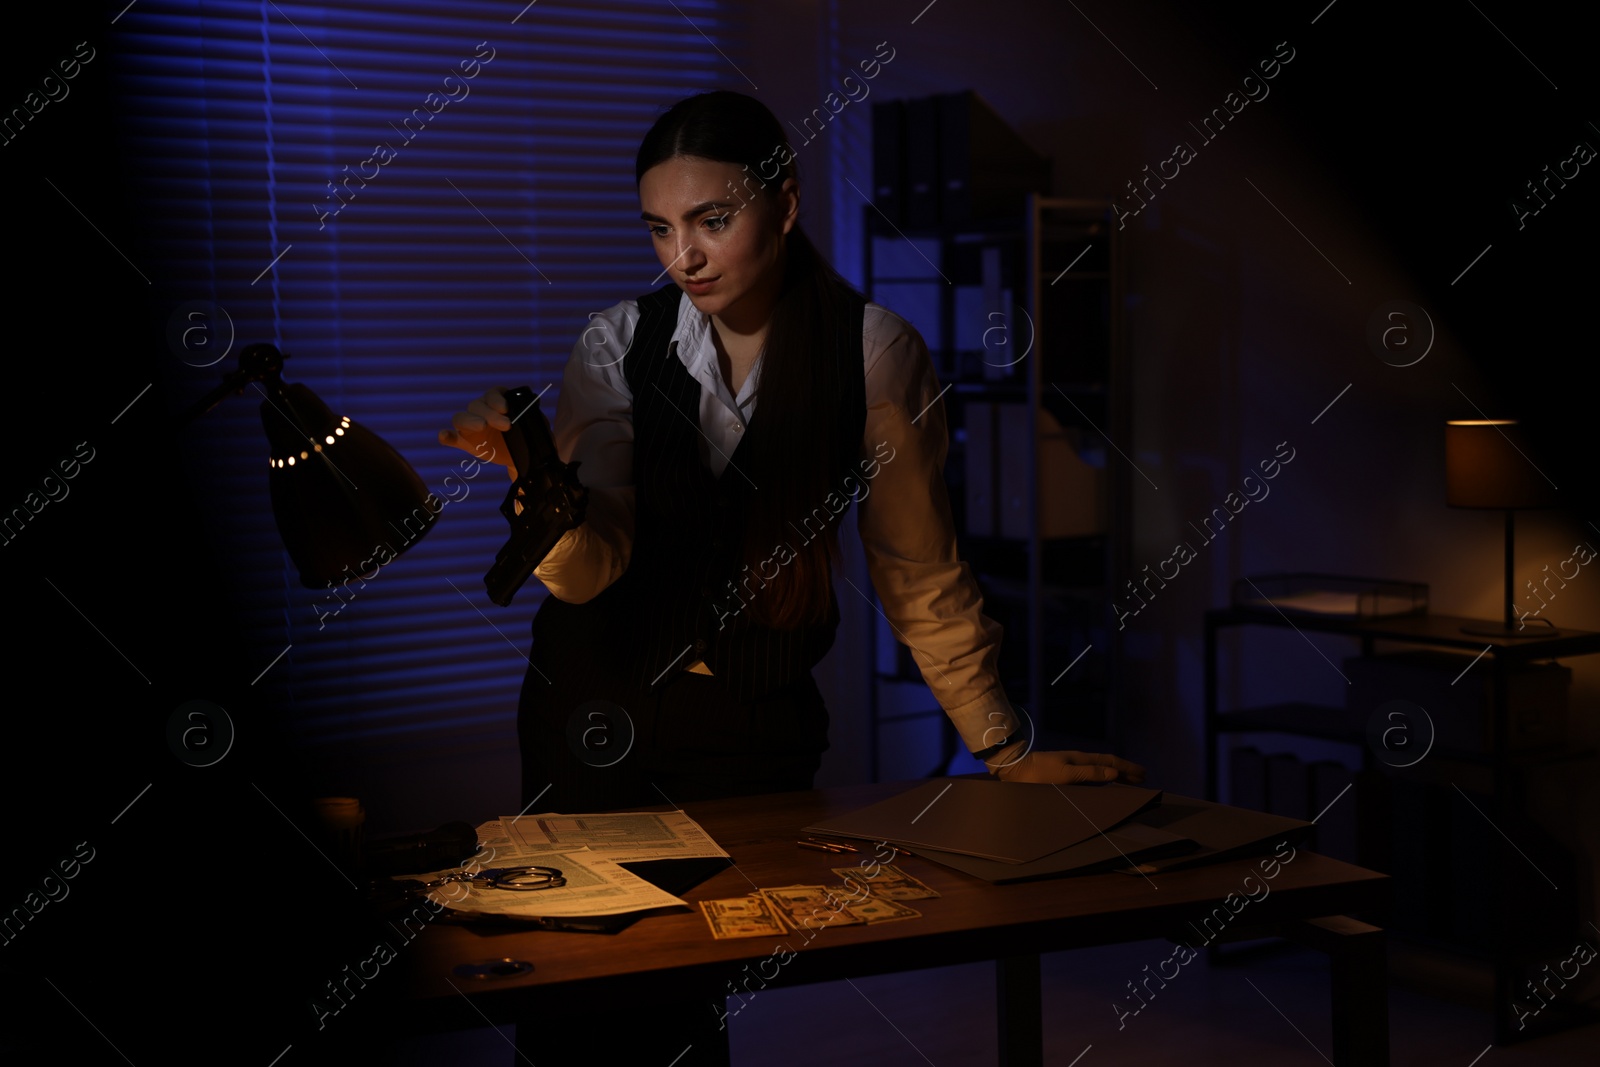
870, 100, 907, 227
953, 284, 988, 353
904, 96, 942, 228
980, 246, 1012, 382
936, 90, 1052, 224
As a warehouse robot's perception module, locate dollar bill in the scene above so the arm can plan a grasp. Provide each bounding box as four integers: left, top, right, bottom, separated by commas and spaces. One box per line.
841, 895, 922, 924
699, 895, 789, 940
831, 863, 941, 901
760, 885, 864, 932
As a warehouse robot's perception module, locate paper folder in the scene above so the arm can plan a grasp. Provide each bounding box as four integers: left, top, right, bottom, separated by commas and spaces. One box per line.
803, 779, 1312, 884
908, 820, 1194, 883
802, 778, 1162, 864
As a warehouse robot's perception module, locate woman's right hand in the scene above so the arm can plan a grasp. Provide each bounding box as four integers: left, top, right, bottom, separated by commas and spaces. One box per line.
440, 387, 518, 479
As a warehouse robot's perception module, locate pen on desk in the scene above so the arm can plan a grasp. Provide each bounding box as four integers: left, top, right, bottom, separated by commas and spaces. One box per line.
803, 837, 859, 853
798, 841, 843, 854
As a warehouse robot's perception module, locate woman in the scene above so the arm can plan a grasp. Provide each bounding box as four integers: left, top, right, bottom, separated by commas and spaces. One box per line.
442, 90, 1143, 814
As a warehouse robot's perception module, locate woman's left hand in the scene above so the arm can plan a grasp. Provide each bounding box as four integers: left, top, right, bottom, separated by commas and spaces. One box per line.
439, 386, 519, 479
991, 749, 1146, 785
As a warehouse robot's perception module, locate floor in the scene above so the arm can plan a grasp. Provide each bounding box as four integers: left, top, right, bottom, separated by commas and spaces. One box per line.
390, 938, 1599, 1065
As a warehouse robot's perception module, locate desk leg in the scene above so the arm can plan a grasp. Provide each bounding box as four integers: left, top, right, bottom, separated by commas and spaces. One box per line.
1204, 617, 1219, 802
1290, 916, 1389, 1067
996, 954, 1042, 1067
1489, 655, 1516, 1046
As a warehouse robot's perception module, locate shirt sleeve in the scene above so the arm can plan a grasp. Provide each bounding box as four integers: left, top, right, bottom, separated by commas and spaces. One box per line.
531, 301, 638, 604
854, 306, 1024, 756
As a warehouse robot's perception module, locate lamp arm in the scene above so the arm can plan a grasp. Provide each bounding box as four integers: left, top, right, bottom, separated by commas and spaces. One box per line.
177, 343, 288, 426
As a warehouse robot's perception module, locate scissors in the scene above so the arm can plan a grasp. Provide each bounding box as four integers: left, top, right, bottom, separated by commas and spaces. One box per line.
403, 865, 567, 893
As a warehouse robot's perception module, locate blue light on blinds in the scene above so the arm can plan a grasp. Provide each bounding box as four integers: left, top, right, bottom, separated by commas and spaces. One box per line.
116, 0, 732, 758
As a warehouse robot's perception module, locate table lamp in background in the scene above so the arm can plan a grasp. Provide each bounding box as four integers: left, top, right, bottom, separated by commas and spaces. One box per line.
182, 342, 439, 587
1445, 418, 1559, 638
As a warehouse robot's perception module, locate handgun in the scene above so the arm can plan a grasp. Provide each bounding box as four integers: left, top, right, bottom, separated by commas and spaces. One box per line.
483, 386, 588, 606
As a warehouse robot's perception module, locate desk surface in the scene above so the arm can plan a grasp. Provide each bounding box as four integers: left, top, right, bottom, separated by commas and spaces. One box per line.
394, 781, 1388, 1028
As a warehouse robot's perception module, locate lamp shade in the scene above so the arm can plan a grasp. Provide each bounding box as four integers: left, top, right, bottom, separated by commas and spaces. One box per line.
1444, 420, 1557, 510
262, 378, 439, 588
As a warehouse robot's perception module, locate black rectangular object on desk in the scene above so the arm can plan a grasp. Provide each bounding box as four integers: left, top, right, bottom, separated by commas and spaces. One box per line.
936, 90, 1051, 224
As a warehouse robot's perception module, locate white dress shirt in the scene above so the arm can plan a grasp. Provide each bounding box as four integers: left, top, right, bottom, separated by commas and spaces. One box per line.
531, 288, 1022, 756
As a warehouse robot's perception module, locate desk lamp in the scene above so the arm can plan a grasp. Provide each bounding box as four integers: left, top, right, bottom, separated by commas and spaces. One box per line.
182, 342, 439, 587
1445, 419, 1558, 638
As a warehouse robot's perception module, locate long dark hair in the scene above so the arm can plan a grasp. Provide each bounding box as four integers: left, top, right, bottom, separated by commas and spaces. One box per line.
636, 90, 862, 631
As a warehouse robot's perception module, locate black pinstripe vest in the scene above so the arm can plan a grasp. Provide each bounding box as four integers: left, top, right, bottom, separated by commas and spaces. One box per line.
532, 282, 868, 703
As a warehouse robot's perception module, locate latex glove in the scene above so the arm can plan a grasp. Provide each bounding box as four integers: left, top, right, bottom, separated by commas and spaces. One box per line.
991, 748, 1147, 785
439, 387, 517, 479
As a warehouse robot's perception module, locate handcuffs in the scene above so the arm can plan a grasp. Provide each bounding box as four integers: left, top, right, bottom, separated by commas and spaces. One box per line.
400, 865, 567, 894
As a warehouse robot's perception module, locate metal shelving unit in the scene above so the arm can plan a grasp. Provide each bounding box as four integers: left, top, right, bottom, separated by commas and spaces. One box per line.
862, 196, 1129, 780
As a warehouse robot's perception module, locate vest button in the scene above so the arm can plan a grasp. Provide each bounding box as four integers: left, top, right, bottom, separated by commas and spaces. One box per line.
693, 637, 707, 654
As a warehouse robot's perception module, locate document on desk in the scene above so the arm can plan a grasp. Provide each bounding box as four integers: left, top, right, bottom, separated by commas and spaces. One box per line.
496, 811, 730, 862
418, 848, 687, 919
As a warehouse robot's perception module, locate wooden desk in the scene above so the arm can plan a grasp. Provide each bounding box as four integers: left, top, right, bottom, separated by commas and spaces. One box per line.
392, 781, 1390, 1065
